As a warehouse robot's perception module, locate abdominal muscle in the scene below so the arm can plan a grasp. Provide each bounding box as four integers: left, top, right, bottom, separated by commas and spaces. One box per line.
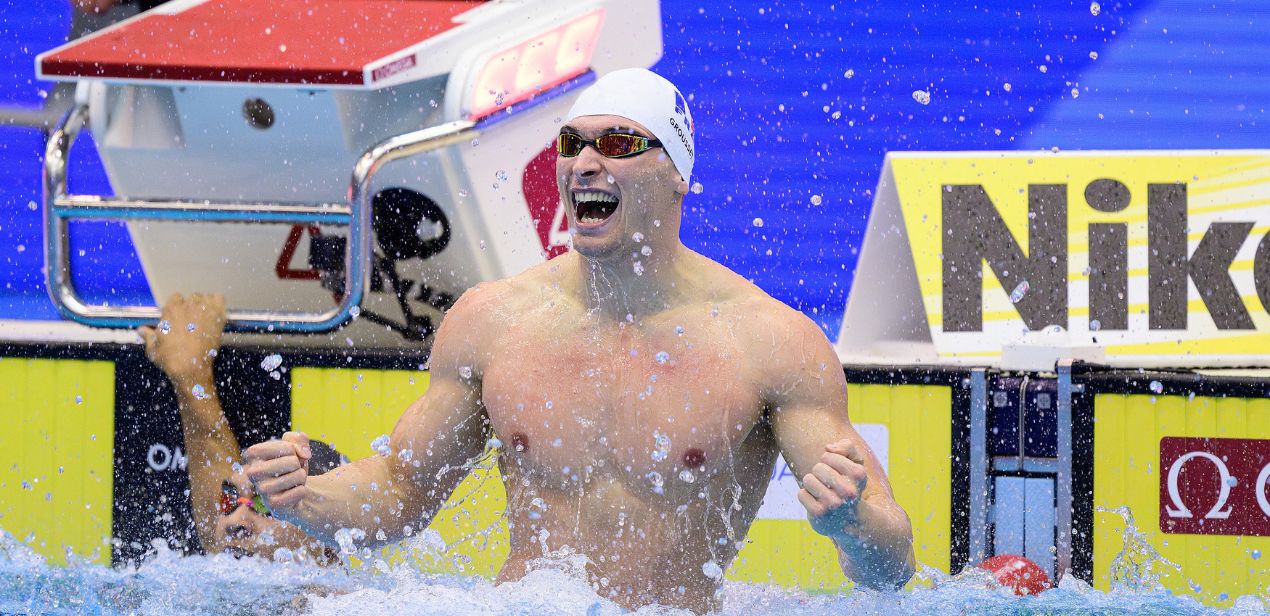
492, 424, 777, 613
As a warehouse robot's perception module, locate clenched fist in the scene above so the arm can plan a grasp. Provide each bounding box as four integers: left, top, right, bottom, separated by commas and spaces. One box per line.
798, 439, 870, 538
243, 431, 313, 513
139, 292, 226, 387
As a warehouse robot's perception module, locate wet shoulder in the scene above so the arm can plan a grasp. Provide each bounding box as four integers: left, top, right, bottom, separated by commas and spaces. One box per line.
695, 257, 830, 356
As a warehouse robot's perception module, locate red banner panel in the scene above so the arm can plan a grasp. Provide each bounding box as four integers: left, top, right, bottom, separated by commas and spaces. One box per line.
1159, 437, 1270, 536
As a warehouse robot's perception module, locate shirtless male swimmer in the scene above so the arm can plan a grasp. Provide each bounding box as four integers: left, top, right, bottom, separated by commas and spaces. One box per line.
244, 68, 915, 612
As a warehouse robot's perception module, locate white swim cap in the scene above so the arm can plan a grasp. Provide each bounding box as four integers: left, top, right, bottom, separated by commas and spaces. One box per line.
565, 68, 695, 182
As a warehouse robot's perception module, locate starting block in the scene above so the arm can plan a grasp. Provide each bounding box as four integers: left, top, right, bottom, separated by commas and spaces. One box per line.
37, 0, 661, 348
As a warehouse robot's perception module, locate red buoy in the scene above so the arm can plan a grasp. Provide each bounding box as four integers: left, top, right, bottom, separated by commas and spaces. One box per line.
976, 554, 1053, 596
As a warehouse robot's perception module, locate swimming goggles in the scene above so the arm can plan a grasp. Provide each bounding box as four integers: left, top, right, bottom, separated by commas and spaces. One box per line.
219, 480, 271, 517
557, 131, 663, 159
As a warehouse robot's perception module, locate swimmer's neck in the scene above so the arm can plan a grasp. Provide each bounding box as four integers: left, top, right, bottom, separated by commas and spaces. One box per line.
573, 241, 697, 318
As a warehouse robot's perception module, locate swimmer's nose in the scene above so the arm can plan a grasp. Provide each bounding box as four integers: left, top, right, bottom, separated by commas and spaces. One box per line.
218, 505, 256, 541
571, 144, 605, 180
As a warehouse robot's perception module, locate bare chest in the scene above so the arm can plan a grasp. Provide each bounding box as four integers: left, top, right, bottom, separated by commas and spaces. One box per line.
482, 317, 765, 491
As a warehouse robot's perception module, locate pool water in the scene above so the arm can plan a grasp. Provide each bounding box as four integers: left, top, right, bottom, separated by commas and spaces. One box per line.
3, 530, 1265, 616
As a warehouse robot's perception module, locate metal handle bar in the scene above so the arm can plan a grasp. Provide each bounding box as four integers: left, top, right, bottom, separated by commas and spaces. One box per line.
42, 102, 477, 333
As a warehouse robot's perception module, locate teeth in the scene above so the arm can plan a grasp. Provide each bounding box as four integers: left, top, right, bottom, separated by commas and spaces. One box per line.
572, 191, 617, 203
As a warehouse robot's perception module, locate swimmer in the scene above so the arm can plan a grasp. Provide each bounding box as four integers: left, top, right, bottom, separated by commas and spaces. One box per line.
141, 293, 339, 564
245, 69, 914, 612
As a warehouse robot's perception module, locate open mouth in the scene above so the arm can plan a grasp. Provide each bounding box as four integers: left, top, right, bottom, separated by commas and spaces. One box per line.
572, 190, 620, 226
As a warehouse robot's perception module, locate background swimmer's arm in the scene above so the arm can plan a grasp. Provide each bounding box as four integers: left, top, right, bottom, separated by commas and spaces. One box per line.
762, 309, 916, 590
280, 288, 493, 548
141, 293, 238, 554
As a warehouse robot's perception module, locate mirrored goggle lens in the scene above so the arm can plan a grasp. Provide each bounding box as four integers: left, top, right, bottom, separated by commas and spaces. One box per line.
219, 481, 241, 515
558, 133, 585, 156
557, 133, 648, 158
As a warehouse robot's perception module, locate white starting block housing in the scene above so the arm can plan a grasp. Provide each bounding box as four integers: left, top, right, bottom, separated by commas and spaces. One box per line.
36, 0, 661, 348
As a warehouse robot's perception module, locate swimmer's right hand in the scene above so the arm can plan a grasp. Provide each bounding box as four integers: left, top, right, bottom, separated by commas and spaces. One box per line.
243, 431, 313, 513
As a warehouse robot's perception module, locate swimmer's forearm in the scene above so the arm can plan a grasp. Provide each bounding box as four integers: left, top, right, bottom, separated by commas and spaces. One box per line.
284, 456, 424, 548
172, 382, 240, 552
829, 497, 916, 590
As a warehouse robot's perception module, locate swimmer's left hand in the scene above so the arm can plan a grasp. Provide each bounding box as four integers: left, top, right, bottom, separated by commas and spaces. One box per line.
798, 439, 870, 539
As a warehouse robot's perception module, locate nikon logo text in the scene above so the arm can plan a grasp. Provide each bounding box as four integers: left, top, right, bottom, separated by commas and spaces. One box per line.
942, 180, 1270, 332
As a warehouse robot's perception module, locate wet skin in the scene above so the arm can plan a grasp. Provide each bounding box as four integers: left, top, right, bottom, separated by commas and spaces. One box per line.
246, 115, 914, 613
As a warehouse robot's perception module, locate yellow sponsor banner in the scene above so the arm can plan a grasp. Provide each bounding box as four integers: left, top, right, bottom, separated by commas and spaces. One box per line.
1092, 392, 1270, 605
842, 151, 1270, 366
0, 357, 114, 565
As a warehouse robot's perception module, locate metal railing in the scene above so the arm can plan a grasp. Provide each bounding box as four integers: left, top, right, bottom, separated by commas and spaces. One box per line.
42, 102, 476, 333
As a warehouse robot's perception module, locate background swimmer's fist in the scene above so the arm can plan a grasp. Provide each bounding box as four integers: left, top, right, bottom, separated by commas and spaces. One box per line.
139, 293, 226, 388
799, 440, 870, 537
244, 432, 313, 512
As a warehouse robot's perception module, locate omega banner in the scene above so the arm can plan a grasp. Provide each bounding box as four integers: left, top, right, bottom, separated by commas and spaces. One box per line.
838, 151, 1270, 367
1160, 436, 1270, 536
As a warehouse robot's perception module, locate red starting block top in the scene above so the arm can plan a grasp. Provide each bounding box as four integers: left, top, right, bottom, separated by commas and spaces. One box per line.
38, 0, 483, 86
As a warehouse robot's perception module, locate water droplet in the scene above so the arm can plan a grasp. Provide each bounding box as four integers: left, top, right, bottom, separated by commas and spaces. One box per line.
191, 384, 209, 400
633, 261, 645, 276
480, 240, 487, 251
1089, 319, 1102, 332
495, 170, 508, 182
646, 471, 664, 490
1009, 280, 1030, 304
912, 89, 931, 105
158, 320, 171, 334
75, 395, 83, 405
679, 469, 696, 483
632, 232, 644, 242
701, 560, 723, 580
486, 438, 502, 450
752, 217, 764, 228
606, 174, 615, 184
1149, 380, 1164, 394
655, 351, 670, 365
1251, 549, 1262, 560
185, 322, 197, 333
653, 219, 661, 227
1090, 1, 1101, 15
1089, 51, 1099, 60
690, 182, 704, 194
469, 138, 480, 148
371, 434, 392, 456
398, 448, 414, 462
810, 194, 822, 205
1003, 82, 1013, 92
651, 431, 671, 461
27, 200, 37, 211
641, 245, 652, 256
260, 354, 283, 372
460, 366, 473, 379
675, 325, 685, 336
1071, 88, 1080, 99
551, 437, 563, 448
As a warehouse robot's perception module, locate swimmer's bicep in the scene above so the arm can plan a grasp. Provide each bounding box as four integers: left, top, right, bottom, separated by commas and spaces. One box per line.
386, 377, 487, 483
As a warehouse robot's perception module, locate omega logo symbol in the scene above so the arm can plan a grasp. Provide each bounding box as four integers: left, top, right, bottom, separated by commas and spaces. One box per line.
1159, 437, 1270, 536
1164, 451, 1235, 519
